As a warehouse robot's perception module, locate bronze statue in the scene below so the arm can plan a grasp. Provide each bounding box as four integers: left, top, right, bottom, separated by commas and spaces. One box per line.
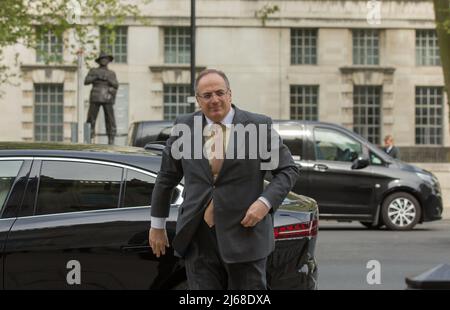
84, 51, 118, 145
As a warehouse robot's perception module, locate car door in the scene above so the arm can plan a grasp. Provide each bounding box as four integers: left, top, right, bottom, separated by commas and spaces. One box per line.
0, 159, 32, 289
3, 158, 180, 289
306, 126, 375, 218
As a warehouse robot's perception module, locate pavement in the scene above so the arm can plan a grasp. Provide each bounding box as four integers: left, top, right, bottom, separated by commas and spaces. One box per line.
316, 219, 450, 290
443, 207, 450, 220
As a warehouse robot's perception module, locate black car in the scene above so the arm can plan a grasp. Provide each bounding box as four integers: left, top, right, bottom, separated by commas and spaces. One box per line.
128, 120, 442, 230
0, 142, 318, 289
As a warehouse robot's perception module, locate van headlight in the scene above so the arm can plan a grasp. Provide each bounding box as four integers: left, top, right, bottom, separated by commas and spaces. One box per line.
416, 172, 434, 185
416, 172, 441, 194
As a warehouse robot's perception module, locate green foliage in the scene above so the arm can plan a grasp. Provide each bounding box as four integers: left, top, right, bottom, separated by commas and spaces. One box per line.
255, 3, 280, 27
0, 0, 151, 85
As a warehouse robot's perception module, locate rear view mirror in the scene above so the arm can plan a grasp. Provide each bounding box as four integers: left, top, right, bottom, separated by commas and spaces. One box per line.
351, 156, 369, 169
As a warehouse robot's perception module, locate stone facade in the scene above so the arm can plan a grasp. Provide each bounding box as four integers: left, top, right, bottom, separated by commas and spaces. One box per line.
0, 0, 447, 146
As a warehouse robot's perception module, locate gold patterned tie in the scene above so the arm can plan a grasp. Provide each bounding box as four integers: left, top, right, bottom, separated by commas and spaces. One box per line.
204, 123, 226, 227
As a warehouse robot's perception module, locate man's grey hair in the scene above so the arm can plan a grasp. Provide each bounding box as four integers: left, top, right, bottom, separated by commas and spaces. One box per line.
195, 69, 231, 93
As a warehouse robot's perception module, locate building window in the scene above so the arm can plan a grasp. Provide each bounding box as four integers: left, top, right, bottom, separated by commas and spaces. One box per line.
353, 86, 381, 144
415, 87, 443, 145
164, 27, 191, 64
291, 29, 317, 65
100, 26, 128, 63
34, 84, 64, 142
36, 28, 63, 63
163, 84, 192, 120
416, 30, 441, 66
290, 85, 319, 121
352, 29, 379, 65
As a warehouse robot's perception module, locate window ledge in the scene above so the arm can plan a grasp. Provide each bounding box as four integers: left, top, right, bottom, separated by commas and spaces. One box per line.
340, 66, 396, 74
149, 64, 206, 73
21, 64, 77, 72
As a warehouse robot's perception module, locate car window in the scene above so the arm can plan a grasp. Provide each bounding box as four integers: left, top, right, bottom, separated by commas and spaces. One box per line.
36, 161, 122, 215
123, 169, 179, 208
0, 161, 23, 210
313, 128, 362, 162
123, 170, 155, 208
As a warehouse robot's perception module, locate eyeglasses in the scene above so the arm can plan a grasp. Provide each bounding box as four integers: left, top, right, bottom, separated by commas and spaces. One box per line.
196, 89, 229, 101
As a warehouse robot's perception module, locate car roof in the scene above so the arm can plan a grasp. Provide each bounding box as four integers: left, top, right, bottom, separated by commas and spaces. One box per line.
0, 142, 162, 172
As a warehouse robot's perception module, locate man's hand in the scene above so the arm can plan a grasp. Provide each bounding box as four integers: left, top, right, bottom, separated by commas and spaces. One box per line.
241, 199, 269, 227
149, 228, 169, 258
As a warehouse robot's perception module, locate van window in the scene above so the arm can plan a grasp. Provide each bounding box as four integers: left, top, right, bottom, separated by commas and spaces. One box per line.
313, 128, 362, 162
143, 123, 171, 143
370, 152, 384, 165
36, 161, 122, 215
276, 124, 305, 158
0, 161, 23, 210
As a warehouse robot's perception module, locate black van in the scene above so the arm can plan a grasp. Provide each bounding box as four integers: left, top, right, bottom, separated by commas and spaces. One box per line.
128, 120, 443, 230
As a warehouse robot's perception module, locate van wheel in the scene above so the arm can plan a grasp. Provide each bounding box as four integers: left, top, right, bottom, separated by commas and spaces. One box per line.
381, 192, 421, 230
359, 221, 382, 229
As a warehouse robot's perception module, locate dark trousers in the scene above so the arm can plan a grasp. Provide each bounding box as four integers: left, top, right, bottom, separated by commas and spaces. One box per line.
86, 102, 117, 138
184, 221, 267, 290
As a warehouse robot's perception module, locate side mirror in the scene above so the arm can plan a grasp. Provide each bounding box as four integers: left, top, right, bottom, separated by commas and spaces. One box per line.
350, 151, 358, 161
351, 156, 369, 170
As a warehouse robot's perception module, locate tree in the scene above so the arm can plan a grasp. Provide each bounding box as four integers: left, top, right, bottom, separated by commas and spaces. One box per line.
433, 0, 450, 110
0, 0, 150, 85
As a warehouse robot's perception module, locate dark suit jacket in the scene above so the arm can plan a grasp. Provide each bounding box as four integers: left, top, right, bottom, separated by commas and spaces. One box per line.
383, 146, 400, 159
151, 105, 299, 263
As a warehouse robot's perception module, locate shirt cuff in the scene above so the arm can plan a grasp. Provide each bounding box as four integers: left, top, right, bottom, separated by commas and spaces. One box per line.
151, 217, 167, 229
258, 197, 272, 210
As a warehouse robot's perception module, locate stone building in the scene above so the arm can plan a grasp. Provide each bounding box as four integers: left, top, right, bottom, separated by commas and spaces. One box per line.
0, 0, 447, 147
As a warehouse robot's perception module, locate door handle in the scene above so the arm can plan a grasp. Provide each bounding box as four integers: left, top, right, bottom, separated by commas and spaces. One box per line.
313, 164, 328, 172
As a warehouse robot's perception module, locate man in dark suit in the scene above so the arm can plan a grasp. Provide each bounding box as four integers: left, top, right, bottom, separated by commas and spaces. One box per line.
148, 69, 299, 290
383, 134, 400, 159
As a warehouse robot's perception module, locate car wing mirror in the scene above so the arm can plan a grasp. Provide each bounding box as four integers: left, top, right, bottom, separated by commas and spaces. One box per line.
350, 151, 358, 161
351, 156, 369, 170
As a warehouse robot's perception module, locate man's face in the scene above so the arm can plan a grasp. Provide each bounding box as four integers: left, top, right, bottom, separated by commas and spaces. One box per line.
196, 73, 232, 123
384, 137, 393, 147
